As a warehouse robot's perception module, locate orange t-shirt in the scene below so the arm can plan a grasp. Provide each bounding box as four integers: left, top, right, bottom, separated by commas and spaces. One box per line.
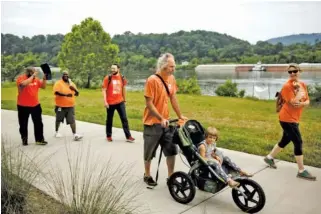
143, 73, 178, 125
53, 79, 78, 107
102, 74, 127, 105
16, 75, 42, 107
279, 79, 309, 123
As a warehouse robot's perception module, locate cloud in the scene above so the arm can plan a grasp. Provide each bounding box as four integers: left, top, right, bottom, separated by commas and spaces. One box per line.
1, 0, 321, 43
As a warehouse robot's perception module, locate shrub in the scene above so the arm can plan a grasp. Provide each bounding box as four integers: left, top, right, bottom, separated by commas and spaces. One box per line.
215, 79, 245, 98
176, 76, 201, 95
307, 83, 321, 107
1, 139, 46, 213
238, 89, 246, 98
45, 142, 143, 214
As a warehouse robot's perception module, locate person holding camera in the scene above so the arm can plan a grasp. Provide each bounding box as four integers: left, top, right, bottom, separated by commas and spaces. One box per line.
53, 71, 83, 141
16, 67, 48, 146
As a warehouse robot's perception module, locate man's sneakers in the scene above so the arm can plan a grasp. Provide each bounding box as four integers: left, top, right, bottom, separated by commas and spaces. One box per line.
73, 134, 83, 141
106, 136, 135, 143
55, 132, 83, 141
264, 156, 277, 169
297, 169, 317, 181
35, 140, 48, 145
144, 174, 157, 186
55, 132, 63, 138
126, 136, 135, 143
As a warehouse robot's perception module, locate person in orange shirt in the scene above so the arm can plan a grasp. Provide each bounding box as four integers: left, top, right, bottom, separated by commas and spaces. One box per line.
264, 64, 316, 181
16, 67, 48, 146
143, 53, 188, 186
53, 71, 83, 141
102, 64, 135, 142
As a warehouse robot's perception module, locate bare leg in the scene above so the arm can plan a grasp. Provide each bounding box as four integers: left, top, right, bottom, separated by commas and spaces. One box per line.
144, 160, 151, 177
268, 144, 283, 158
166, 155, 176, 177
295, 155, 304, 171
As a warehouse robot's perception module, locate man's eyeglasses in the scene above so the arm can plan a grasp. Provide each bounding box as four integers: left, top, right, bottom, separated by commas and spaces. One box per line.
288, 70, 298, 74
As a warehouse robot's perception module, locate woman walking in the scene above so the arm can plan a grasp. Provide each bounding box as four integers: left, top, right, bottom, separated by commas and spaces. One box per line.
264, 64, 316, 181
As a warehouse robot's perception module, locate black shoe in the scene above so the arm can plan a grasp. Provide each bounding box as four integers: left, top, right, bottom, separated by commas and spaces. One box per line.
35, 140, 48, 145
22, 139, 28, 146
144, 174, 157, 186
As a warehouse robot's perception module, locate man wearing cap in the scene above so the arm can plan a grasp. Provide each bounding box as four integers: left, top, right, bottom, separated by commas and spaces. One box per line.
102, 64, 135, 142
53, 71, 83, 141
16, 67, 48, 146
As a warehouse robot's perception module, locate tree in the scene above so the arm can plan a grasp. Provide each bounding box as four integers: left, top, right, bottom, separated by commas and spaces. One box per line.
1, 52, 41, 81
57, 17, 119, 88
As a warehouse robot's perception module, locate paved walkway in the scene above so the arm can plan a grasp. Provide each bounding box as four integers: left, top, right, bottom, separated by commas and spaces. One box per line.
1, 109, 321, 213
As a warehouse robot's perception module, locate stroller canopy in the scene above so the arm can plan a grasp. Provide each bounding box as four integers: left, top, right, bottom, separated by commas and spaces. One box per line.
178, 120, 206, 148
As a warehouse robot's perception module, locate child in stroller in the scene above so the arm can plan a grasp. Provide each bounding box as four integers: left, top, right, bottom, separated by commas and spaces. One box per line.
198, 126, 253, 188
167, 119, 266, 213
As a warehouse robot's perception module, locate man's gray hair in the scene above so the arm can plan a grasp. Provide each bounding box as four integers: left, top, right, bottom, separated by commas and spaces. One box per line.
156, 53, 174, 71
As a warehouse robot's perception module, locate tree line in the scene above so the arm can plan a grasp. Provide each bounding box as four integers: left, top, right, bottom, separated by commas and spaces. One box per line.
2, 17, 321, 86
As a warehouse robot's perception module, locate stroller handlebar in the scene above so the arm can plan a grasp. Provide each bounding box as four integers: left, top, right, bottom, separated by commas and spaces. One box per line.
168, 119, 179, 123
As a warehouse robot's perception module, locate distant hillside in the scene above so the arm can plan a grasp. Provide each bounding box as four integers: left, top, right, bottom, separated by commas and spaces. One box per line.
267, 33, 321, 45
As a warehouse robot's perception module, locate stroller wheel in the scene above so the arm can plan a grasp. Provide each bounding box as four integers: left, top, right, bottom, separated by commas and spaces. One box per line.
167, 171, 196, 204
231, 178, 266, 213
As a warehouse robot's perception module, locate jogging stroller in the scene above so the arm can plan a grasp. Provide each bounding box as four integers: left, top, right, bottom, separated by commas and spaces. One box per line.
167, 119, 266, 213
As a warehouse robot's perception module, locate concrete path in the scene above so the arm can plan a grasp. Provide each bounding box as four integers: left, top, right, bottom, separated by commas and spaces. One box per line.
1, 109, 321, 214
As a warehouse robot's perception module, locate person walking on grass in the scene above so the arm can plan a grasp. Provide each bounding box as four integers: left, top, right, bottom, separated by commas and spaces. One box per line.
143, 53, 188, 186
16, 67, 48, 146
53, 71, 83, 141
264, 64, 316, 181
102, 64, 135, 143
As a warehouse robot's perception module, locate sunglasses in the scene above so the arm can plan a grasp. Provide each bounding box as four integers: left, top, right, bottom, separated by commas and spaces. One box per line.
288, 70, 298, 74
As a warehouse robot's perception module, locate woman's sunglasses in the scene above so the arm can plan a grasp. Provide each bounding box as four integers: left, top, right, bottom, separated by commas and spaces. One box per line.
288, 70, 299, 74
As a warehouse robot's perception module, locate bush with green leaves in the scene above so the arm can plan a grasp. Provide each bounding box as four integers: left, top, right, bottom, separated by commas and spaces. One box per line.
215, 79, 245, 98
176, 76, 201, 95
308, 83, 321, 106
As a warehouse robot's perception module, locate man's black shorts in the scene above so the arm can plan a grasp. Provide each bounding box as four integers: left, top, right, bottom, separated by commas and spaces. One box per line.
55, 106, 75, 125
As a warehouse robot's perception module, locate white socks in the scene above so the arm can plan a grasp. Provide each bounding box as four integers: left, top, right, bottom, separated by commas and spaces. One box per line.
299, 169, 305, 173
267, 155, 273, 159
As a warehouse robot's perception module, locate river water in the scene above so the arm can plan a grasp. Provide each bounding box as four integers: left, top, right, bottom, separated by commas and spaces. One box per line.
44, 67, 320, 100
123, 69, 321, 100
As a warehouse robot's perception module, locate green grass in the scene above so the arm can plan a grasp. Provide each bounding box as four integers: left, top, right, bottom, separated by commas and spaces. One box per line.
2, 83, 321, 168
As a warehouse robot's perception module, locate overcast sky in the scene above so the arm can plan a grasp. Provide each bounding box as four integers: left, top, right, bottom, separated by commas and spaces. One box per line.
1, 0, 321, 44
